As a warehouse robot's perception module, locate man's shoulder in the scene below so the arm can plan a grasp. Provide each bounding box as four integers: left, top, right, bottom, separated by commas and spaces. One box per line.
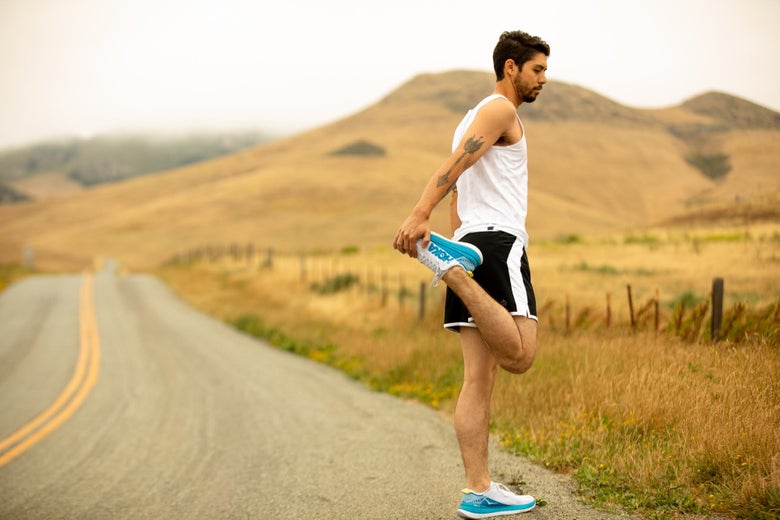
473, 95, 518, 124
474, 94, 513, 110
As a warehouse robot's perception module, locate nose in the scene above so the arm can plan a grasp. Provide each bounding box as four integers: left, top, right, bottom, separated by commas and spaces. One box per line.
539, 71, 547, 85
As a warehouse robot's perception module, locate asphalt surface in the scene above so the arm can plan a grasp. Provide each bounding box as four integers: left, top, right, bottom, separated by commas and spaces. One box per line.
0, 266, 635, 519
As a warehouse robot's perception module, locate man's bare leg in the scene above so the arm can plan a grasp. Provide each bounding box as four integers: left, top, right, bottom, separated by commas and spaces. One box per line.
443, 267, 537, 374
455, 328, 497, 491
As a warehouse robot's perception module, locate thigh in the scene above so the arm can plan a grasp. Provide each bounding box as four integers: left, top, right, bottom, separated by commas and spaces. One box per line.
514, 315, 538, 358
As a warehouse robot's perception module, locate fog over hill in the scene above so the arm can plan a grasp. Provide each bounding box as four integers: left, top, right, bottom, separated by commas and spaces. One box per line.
0, 131, 276, 203
0, 71, 778, 271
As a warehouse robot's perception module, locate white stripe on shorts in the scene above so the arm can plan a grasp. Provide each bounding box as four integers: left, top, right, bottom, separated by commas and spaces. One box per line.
508, 238, 537, 321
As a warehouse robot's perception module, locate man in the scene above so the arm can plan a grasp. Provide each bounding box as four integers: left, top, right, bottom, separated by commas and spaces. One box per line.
393, 30, 549, 518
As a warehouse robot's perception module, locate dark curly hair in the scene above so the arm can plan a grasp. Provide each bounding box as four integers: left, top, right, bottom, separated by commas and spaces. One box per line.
493, 31, 550, 81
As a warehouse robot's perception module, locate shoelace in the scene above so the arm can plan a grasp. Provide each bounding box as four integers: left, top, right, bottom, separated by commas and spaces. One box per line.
493, 483, 515, 497
494, 482, 517, 497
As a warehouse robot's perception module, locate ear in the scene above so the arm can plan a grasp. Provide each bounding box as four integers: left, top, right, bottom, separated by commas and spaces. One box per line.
504, 58, 519, 76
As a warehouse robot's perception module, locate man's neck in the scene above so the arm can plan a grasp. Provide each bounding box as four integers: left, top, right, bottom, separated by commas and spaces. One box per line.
494, 80, 521, 108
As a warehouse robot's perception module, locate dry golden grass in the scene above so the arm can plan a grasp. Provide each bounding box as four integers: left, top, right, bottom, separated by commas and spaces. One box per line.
710, 131, 780, 203
1, 71, 778, 274
9, 171, 84, 200
158, 223, 780, 518
494, 330, 779, 517
528, 121, 711, 227
534, 223, 780, 314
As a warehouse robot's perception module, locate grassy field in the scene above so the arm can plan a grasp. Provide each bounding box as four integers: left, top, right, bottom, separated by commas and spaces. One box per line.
2, 72, 778, 274
158, 223, 780, 519
0, 263, 36, 292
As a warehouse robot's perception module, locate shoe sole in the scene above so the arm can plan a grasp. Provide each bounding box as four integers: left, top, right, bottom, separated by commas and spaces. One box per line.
457, 503, 536, 518
429, 232, 483, 267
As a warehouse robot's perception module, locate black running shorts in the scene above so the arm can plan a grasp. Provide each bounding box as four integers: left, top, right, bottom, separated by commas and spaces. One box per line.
444, 231, 537, 332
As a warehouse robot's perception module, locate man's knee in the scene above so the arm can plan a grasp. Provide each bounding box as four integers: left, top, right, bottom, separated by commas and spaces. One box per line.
499, 350, 535, 374
499, 336, 536, 374
500, 317, 537, 374
463, 361, 498, 387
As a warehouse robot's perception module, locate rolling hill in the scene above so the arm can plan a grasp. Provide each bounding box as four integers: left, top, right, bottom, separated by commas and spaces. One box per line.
0, 131, 276, 202
0, 70, 778, 271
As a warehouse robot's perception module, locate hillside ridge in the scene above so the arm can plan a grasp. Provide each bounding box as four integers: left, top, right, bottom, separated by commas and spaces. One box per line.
681, 91, 780, 129
0, 70, 777, 271
382, 70, 779, 128
0, 130, 276, 203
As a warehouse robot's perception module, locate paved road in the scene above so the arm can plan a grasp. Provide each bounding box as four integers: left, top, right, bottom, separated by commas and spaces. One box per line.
0, 267, 634, 519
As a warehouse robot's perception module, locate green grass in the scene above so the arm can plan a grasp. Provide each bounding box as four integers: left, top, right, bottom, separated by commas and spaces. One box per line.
0, 263, 35, 292
572, 261, 655, 277
624, 233, 662, 245
310, 273, 360, 295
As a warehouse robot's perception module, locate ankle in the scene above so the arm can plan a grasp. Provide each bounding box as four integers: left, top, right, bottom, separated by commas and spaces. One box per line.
442, 265, 470, 284
467, 479, 492, 494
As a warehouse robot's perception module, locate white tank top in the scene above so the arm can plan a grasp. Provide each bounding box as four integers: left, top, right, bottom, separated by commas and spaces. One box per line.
452, 94, 529, 246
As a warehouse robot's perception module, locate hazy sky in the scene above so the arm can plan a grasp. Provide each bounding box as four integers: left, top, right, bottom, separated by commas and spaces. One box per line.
1, 0, 778, 149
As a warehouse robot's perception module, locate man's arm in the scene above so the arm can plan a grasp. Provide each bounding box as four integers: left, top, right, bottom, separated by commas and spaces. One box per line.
393, 98, 517, 257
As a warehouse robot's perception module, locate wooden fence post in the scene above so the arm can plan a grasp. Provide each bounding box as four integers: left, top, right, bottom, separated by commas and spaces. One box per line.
675, 300, 686, 335
399, 274, 405, 310
627, 284, 636, 330
605, 293, 611, 328
654, 288, 660, 334
711, 277, 724, 342
418, 281, 426, 322
565, 294, 571, 333
381, 270, 388, 307
22, 247, 35, 269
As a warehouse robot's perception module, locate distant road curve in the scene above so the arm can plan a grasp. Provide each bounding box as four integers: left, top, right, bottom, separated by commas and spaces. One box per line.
0, 266, 633, 519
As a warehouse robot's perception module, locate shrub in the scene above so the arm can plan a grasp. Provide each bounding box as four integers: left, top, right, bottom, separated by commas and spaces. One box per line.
685, 152, 732, 181
329, 140, 386, 157
310, 273, 359, 294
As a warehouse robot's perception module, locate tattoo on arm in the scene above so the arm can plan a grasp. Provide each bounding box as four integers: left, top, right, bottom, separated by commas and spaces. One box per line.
436, 135, 484, 189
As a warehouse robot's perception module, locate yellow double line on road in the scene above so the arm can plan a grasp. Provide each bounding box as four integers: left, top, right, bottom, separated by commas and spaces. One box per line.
0, 274, 101, 467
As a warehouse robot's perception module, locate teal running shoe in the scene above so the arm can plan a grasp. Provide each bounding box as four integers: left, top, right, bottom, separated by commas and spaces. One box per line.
416, 231, 483, 287
457, 482, 536, 518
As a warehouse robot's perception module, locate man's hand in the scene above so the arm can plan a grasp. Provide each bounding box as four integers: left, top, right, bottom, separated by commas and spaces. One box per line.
393, 213, 430, 258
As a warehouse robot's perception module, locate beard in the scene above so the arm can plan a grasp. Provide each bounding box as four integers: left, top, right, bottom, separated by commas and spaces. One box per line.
514, 76, 542, 103
523, 91, 540, 103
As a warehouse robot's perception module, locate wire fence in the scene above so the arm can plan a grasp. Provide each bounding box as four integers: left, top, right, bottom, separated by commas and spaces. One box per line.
165, 243, 780, 345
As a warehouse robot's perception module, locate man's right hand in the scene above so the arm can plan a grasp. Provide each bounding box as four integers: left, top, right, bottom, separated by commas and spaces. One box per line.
393, 213, 430, 259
